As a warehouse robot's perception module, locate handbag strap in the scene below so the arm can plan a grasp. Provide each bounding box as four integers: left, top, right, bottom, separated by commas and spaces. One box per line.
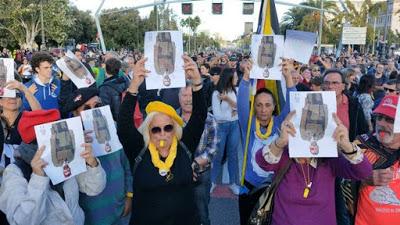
257, 159, 293, 211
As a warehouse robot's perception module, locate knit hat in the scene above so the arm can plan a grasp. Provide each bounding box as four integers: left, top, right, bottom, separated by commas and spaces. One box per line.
62, 87, 99, 113
373, 95, 399, 119
18, 109, 61, 143
145, 101, 184, 126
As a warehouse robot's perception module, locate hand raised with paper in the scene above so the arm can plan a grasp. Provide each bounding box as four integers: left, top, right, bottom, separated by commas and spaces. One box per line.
332, 113, 352, 153
241, 58, 252, 81
80, 143, 98, 168
31, 145, 48, 177
277, 110, 297, 148
127, 57, 150, 93
280, 58, 295, 88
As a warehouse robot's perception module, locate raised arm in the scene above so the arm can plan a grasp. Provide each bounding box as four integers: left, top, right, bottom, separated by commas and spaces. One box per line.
117, 57, 149, 164
181, 55, 207, 152
6, 80, 41, 110
237, 59, 252, 133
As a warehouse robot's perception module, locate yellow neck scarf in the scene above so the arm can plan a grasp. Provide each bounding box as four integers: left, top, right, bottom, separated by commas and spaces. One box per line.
255, 118, 273, 140
148, 137, 178, 176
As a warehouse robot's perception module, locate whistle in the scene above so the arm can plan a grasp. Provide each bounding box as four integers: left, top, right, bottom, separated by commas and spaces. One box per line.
160, 140, 165, 147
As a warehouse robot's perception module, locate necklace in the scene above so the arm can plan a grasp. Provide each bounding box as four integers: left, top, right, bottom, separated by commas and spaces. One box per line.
148, 137, 178, 181
300, 163, 313, 199
255, 118, 273, 140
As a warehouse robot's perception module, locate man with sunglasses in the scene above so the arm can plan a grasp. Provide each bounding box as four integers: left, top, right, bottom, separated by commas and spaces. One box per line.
354, 95, 400, 225
62, 87, 134, 225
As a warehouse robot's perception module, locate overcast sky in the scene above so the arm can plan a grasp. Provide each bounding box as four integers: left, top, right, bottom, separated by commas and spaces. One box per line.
71, 0, 305, 40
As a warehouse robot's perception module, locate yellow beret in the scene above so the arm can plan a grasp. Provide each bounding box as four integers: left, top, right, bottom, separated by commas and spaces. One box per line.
145, 101, 184, 127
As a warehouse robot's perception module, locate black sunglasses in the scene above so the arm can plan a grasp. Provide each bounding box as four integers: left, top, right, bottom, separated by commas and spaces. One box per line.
375, 114, 394, 124
83, 103, 103, 111
384, 87, 396, 93
150, 124, 174, 134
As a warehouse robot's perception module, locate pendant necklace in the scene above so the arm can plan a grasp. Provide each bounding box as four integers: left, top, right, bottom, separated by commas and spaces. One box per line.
300, 163, 313, 199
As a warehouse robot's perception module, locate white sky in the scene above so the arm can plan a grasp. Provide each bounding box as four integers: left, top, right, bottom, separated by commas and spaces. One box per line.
71, 0, 305, 41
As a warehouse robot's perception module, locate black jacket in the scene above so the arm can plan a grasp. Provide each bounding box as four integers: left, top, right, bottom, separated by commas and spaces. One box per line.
347, 93, 369, 141
98, 75, 129, 121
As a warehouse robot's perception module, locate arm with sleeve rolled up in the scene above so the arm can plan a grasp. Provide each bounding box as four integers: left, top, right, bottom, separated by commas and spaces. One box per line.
0, 165, 48, 225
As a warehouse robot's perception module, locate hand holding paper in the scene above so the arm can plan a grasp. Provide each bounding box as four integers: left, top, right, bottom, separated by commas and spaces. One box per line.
128, 57, 149, 93
80, 143, 98, 167
31, 146, 48, 177
277, 110, 297, 147
332, 113, 352, 153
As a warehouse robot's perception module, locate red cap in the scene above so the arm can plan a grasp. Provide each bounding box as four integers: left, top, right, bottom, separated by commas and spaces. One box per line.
18, 109, 61, 143
373, 95, 399, 119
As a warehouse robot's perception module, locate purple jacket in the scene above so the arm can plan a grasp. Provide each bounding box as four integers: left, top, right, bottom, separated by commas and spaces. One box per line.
255, 149, 372, 225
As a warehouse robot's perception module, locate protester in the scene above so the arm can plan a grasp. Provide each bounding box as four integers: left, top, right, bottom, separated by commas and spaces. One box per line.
178, 85, 218, 225
237, 59, 295, 225
0, 109, 106, 225
60, 87, 133, 225
211, 67, 240, 195
23, 52, 60, 110
117, 56, 207, 225
255, 112, 372, 225
354, 95, 400, 225
357, 75, 375, 132
98, 57, 129, 121
17, 57, 32, 83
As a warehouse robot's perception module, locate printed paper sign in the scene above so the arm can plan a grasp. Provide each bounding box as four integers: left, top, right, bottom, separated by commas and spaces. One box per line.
80, 105, 123, 156
283, 30, 317, 64
35, 117, 86, 185
144, 31, 185, 90
56, 50, 95, 88
289, 91, 337, 158
250, 34, 284, 80
0, 58, 16, 97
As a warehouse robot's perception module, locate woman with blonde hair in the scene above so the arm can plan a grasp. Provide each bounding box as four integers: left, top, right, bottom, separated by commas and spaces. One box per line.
117, 56, 207, 225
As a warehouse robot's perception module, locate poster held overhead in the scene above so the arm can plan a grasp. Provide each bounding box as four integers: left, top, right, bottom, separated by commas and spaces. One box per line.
56, 50, 95, 88
80, 105, 123, 157
283, 30, 317, 64
144, 31, 185, 90
0, 58, 16, 97
35, 117, 87, 185
289, 91, 337, 158
250, 34, 284, 80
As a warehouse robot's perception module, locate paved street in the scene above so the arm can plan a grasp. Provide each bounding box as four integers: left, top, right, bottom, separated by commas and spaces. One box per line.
210, 185, 240, 225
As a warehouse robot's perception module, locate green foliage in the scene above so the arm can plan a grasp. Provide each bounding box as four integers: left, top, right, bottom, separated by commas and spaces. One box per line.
67, 7, 96, 44
0, 0, 73, 49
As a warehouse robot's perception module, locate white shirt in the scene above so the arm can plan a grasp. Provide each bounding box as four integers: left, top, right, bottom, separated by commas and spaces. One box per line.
212, 89, 238, 122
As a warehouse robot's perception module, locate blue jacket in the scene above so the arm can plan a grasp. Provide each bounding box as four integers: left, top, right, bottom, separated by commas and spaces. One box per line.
237, 79, 295, 188
23, 75, 60, 110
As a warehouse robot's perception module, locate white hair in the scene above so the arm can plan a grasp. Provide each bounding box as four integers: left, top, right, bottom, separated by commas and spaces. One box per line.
138, 111, 183, 147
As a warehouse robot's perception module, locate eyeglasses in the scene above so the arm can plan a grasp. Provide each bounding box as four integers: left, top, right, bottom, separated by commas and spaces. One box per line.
312, 69, 320, 72
150, 124, 174, 134
83, 102, 103, 111
375, 114, 394, 124
384, 87, 396, 93
323, 81, 342, 86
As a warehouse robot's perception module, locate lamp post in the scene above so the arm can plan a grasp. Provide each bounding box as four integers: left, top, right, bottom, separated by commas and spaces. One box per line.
40, 0, 46, 50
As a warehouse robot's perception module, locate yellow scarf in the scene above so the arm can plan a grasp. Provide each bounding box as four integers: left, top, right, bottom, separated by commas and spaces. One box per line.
148, 137, 178, 176
255, 118, 273, 140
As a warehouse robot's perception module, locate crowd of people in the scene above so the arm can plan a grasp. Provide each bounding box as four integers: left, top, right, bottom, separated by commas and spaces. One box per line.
0, 45, 398, 225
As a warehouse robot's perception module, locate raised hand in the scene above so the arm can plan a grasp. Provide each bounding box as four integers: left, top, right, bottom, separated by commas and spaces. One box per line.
80, 143, 98, 167
127, 57, 150, 94
332, 113, 352, 153
31, 146, 48, 176
276, 110, 297, 148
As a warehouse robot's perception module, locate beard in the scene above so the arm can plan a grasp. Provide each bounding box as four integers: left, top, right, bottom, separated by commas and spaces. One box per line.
376, 125, 395, 144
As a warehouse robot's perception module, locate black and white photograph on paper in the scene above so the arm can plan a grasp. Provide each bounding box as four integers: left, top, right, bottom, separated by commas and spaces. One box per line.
34, 117, 86, 185
144, 31, 185, 90
289, 91, 338, 158
0, 58, 15, 98
250, 34, 284, 80
80, 105, 122, 157
56, 50, 95, 88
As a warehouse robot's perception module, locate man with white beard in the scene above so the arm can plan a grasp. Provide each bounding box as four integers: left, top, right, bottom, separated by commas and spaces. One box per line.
353, 95, 400, 225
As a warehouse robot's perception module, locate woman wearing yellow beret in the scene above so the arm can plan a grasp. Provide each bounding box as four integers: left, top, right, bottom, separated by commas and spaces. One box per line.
117, 55, 207, 225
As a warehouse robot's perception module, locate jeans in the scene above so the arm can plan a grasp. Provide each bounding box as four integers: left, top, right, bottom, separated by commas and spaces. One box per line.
211, 120, 240, 185
194, 169, 211, 225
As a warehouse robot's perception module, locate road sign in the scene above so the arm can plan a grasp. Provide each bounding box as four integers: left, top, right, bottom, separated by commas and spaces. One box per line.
342, 27, 367, 45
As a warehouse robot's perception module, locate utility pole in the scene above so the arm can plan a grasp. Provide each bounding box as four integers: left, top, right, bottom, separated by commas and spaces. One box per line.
382, 0, 391, 59
40, 0, 46, 50
317, 0, 324, 55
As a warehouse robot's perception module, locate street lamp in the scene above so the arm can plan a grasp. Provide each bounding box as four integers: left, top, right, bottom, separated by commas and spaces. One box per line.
40, 0, 46, 50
